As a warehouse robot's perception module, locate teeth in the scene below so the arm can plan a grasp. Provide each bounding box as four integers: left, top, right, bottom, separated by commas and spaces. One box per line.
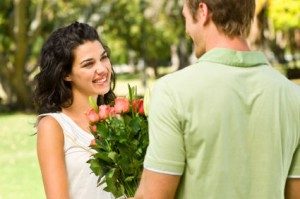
93, 77, 107, 83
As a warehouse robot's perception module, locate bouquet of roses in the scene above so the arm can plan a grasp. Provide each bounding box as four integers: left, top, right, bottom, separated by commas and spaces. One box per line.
86, 85, 148, 198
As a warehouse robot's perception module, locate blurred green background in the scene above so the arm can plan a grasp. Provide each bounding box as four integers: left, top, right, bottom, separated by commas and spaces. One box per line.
0, 0, 299, 198
0, 113, 43, 199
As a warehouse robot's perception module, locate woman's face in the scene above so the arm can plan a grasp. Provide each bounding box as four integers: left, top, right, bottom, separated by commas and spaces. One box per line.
65, 40, 112, 97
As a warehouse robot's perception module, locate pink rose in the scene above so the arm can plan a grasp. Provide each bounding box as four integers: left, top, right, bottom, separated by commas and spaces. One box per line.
86, 108, 100, 123
114, 97, 130, 114
108, 106, 116, 117
132, 99, 144, 115
98, 105, 111, 120
98, 105, 116, 120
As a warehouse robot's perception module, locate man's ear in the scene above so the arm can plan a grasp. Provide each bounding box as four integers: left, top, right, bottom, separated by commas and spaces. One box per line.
197, 2, 210, 25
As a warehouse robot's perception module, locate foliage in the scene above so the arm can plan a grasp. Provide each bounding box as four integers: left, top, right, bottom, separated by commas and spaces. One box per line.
87, 85, 148, 198
5, 0, 300, 109
99, 0, 183, 66
269, 0, 300, 31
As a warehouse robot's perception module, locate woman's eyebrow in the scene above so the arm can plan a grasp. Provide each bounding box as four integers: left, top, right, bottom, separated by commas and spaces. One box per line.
80, 50, 107, 65
80, 58, 93, 65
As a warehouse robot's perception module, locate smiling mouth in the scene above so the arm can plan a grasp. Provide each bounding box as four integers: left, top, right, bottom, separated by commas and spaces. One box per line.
92, 76, 107, 84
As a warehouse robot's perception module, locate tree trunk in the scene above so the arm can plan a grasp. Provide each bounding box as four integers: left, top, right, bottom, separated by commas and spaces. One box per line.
177, 38, 191, 70
12, 0, 33, 110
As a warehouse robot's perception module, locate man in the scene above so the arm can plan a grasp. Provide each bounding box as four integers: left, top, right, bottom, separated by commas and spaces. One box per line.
134, 0, 300, 198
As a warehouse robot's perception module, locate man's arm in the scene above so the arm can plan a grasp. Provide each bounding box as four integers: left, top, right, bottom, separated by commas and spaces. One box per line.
134, 169, 181, 199
285, 178, 300, 199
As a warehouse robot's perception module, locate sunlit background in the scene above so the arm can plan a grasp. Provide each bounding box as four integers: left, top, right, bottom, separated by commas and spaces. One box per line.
0, 0, 299, 198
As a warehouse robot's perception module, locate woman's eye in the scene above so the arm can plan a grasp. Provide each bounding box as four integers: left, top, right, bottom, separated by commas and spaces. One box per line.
83, 62, 94, 68
100, 54, 108, 61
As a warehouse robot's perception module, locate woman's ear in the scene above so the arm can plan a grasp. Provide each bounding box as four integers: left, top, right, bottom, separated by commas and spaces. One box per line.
64, 75, 72, 81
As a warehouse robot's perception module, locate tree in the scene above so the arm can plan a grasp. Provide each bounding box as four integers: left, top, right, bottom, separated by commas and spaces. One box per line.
98, 0, 185, 71
248, 0, 300, 78
0, 0, 97, 110
0, 0, 35, 110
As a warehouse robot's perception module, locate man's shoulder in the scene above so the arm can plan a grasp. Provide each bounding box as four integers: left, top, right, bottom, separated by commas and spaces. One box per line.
153, 61, 219, 98
290, 81, 300, 101
158, 63, 201, 83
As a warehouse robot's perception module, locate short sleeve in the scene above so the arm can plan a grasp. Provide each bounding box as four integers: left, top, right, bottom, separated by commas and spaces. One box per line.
143, 79, 185, 175
288, 145, 300, 178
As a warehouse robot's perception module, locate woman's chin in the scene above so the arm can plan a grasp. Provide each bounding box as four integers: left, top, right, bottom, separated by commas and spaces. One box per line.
92, 81, 110, 95
95, 87, 110, 96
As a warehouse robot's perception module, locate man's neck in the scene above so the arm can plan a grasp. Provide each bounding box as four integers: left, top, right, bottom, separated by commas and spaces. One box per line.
205, 25, 250, 52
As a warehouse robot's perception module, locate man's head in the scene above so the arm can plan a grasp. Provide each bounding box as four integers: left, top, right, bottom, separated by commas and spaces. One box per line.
185, 0, 255, 38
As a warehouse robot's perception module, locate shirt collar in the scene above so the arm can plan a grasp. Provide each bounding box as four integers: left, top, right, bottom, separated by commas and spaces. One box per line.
197, 48, 269, 68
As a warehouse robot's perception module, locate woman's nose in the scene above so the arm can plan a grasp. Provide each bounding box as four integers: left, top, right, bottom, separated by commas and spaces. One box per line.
95, 63, 105, 74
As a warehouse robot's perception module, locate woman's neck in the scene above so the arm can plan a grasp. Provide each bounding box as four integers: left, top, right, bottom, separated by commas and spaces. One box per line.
62, 91, 97, 132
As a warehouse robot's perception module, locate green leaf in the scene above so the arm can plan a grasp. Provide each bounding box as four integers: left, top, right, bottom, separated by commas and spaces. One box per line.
105, 168, 124, 197
88, 96, 98, 112
94, 152, 114, 163
108, 151, 118, 161
129, 117, 141, 133
128, 84, 134, 101
97, 122, 109, 138
89, 159, 101, 176
124, 176, 135, 182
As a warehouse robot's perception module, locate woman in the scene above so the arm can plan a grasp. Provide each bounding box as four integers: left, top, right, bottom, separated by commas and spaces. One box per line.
33, 22, 115, 199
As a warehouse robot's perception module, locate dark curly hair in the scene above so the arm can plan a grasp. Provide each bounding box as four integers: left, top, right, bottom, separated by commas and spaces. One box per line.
33, 21, 116, 114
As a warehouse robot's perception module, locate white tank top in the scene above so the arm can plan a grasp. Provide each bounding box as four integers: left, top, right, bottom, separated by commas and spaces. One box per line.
38, 112, 115, 199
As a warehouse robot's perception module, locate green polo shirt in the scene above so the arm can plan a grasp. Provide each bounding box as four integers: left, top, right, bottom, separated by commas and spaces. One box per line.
144, 48, 300, 198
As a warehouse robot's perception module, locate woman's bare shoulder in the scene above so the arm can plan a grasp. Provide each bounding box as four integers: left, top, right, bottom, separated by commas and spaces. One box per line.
37, 115, 63, 139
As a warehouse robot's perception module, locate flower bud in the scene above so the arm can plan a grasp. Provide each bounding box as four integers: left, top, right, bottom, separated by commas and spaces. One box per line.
132, 99, 144, 115
86, 108, 100, 123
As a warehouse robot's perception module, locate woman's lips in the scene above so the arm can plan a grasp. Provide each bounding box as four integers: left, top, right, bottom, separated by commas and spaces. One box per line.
92, 76, 107, 84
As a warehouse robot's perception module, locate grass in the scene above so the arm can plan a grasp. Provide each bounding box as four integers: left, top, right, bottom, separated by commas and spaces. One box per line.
0, 113, 44, 199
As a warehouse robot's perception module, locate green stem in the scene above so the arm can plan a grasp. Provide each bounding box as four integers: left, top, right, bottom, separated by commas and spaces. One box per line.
119, 167, 137, 197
